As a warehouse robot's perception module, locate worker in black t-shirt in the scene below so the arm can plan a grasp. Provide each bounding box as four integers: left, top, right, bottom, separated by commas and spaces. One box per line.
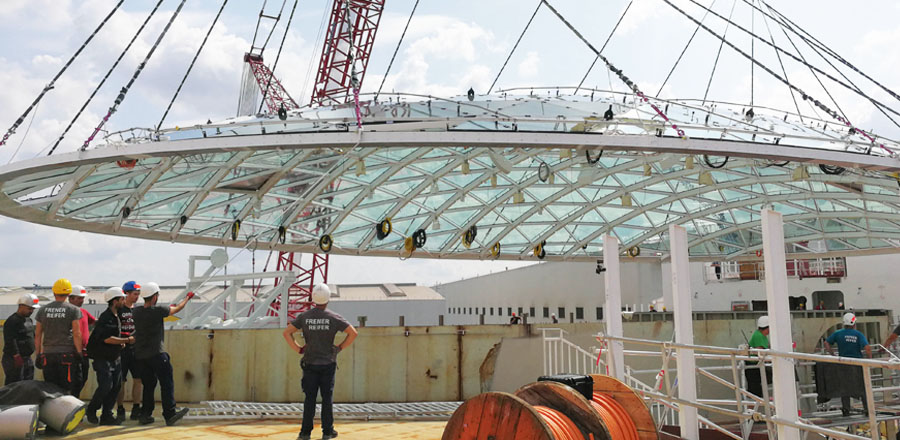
116, 281, 142, 422
85, 288, 134, 425
883, 322, 900, 350
2, 293, 39, 385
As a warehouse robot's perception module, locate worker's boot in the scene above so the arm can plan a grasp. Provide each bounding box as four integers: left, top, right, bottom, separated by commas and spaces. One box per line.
322, 429, 339, 439
130, 404, 142, 420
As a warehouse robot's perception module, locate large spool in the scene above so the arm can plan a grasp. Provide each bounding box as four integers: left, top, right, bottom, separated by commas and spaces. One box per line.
0, 405, 39, 440
39, 395, 86, 434
442, 375, 658, 440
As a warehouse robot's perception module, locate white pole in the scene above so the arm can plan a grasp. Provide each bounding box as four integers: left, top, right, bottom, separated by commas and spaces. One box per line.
761, 208, 801, 440
670, 224, 699, 440
603, 234, 625, 381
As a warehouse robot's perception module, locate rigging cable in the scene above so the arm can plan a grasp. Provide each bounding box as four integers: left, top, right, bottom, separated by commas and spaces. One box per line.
750, 0, 754, 107
487, 0, 543, 94
47, 0, 165, 156
679, 0, 900, 121
0, 0, 124, 148
655, 0, 717, 97
158, 0, 230, 131
82, 0, 188, 151
301, 0, 332, 103
374, 0, 420, 101
541, 0, 685, 138
257, 0, 299, 114
575, 0, 633, 94
755, 0, 803, 122
252, 0, 288, 54
701, 0, 736, 105
659, 0, 894, 155
6, 102, 40, 165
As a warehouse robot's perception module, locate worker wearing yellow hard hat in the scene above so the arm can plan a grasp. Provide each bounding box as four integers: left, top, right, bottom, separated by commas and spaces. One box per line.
34, 278, 85, 395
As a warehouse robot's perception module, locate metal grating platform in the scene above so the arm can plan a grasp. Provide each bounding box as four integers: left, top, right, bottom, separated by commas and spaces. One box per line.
187, 401, 462, 421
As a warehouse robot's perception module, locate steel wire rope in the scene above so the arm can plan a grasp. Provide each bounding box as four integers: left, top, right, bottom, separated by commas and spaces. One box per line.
487, 0, 543, 95
0, 0, 124, 148
374, 0, 420, 101
301, 0, 332, 103
659, 0, 895, 155
257, 0, 299, 114
46, 0, 165, 157
6, 101, 41, 165
679, 0, 900, 121
750, 0, 754, 107
754, 0, 803, 122
82, 0, 188, 151
655, 0, 717, 97
253, 0, 288, 54
158, 0, 230, 131
575, 0, 633, 95
754, 0, 900, 104
701, 0, 735, 105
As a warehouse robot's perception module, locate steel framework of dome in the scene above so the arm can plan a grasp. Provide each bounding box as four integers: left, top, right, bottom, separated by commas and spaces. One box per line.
2, 91, 900, 262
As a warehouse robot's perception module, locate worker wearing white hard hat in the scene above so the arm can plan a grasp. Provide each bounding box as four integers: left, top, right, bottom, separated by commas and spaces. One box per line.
2, 293, 40, 385
824, 312, 872, 416
283, 283, 358, 440
84, 288, 134, 425
68, 284, 95, 399
744, 315, 773, 397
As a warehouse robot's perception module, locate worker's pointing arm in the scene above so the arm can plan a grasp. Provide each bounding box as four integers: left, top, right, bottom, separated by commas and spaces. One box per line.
169, 291, 195, 316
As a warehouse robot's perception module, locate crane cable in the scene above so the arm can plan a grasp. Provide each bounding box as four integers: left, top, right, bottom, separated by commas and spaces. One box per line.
82, 0, 187, 151
47, 0, 165, 157
655, 0, 717, 97
257, 0, 300, 114
701, 0, 736, 105
487, 0, 542, 95
754, 0, 804, 123
575, 0, 633, 95
0, 0, 124, 148
374, 0, 420, 101
158, 0, 230, 131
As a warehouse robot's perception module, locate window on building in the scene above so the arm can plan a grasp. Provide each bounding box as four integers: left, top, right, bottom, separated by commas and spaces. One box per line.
507, 307, 512, 316
490, 307, 494, 316
518, 307, 523, 317
543, 307, 550, 318
469, 307, 472, 314
558, 307, 566, 319
482, 307, 486, 315
576, 307, 584, 320
530, 307, 535, 318
596, 307, 603, 320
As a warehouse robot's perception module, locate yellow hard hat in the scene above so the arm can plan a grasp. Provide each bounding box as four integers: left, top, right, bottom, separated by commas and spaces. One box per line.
52, 278, 73, 295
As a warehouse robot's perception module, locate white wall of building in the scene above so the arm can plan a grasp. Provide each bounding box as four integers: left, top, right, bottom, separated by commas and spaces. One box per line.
327, 299, 446, 327
437, 260, 663, 325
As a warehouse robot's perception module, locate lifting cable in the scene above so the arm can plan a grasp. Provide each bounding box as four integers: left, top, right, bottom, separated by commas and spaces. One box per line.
749, 0, 754, 108
678, 0, 900, 122
487, 0, 542, 95
374, 0, 420, 101
158, 0, 230, 131
660, 0, 894, 155
47, 0, 165, 156
755, 0, 804, 122
0, 0, 124, 148
757, 0, 900, 104
541, 0, 685, 138
575, 0, 633, 94
257, 0, 299, 114
701, 0, 735, 105
82, 0, 187, 151
251, 0, 288, 54
655, 0, 717, 97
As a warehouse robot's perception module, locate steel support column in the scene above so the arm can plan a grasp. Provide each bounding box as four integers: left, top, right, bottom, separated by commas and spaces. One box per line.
603, 234, 625, 380
761, 208, 801, 440
670, 224, 699, 439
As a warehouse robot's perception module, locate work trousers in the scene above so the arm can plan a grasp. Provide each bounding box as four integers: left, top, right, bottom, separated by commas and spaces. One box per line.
42, 352, 83, 395
88, 359, 122, 418
744, 363, 773, 397
300, 362, 337, 436
2, 353, 35, 385
139, 353, 176, 419
72, 355, 91, 399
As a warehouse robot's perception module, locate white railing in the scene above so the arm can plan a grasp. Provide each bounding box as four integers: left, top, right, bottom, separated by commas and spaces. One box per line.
704, 257, 847, 283
540, 328, 600, 376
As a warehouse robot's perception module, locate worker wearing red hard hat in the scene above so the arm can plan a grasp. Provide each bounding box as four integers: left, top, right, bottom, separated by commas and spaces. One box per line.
824, 313, 871, 416
2, 293, 40, 385
34, 278, 84, 395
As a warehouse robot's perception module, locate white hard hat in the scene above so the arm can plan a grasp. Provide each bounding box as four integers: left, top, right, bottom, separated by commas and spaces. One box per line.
311, 283, 331, 305
104, 287, 126, 303
17, 293, 40, 309
143, 282, 161, 298
70, 285, 87, 297
842, 312, 856, 326
757, 315, 770, 328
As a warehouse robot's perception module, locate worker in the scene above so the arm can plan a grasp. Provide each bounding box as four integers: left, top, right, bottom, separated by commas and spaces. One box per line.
883, 320, 900, 350
283, 283, 358, 440
117, 281, 143, 422
85, 288, 133, 426
824, 313, 871, 416
2, 293, 39, 385
551, 313, 559, 324
34, 278, 83, 395
68, 285, 96, 398
815, 300, 825, 310
509, 312, 521, 325
745, 315, 773, 397
133, 282, 193, 426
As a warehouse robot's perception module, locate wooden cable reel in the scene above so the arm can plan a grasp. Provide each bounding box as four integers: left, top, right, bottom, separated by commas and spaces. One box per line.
442, 375, 657, 440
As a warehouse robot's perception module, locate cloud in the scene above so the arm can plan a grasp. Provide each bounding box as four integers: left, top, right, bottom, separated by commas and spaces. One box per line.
517, 51, 540, 78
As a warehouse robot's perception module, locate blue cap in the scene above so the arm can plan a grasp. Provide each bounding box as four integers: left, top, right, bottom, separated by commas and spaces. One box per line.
122, 281, 142, 292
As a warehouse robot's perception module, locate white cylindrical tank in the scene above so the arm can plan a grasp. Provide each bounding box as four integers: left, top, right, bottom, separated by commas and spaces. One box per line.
39, 395, 86, 434
0, 405, 39, 439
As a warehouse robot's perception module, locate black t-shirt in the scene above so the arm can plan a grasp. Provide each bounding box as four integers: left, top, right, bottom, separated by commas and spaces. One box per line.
290, 308, 350, 366
3, 313, 35, 356
87, 308, 123, 361
133, 305, 169, 360
119, 305, 135, 337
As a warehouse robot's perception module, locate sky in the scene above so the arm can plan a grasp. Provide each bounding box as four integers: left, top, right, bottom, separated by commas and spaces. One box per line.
0, 0, 898, 287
